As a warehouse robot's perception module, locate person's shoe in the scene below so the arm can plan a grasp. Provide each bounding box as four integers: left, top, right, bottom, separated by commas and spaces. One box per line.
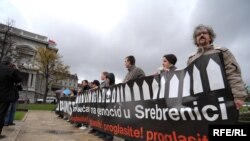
94, 132, 101, 136
9, 123, 15, 126
79, 126, 87, 130
98, 134, 105, 138
104, 137, 113, 141
104, 135, 113, 141
75, 124, 81, 127
88, 129, 96, 134
0, 135, 6, 139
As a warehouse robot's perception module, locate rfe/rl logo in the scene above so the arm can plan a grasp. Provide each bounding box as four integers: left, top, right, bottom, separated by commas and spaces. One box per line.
213, 129, 247, 136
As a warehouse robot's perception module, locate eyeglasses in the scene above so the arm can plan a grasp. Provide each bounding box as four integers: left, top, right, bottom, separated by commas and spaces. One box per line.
195, 31, 208, 37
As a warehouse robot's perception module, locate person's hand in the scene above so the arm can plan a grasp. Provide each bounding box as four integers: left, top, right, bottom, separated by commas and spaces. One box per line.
234, 99, 244, 110
10, 63, 18, 69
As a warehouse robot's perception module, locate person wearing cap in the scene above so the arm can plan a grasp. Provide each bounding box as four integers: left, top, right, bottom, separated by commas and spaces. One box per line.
91, 80, 100, 90
0, 56, 22, 139
162, 54, 177, 72
156, 54, 177, 75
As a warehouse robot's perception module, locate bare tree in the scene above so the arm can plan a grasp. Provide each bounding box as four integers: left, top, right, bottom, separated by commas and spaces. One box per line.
0, 19, 16, 62
36, 47, 70, 103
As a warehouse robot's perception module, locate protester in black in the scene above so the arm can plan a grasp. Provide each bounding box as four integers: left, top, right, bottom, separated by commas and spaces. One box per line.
0, 56, 22, 139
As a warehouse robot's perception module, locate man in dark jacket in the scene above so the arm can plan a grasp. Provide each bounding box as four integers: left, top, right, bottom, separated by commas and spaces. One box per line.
0, 56, 22, 139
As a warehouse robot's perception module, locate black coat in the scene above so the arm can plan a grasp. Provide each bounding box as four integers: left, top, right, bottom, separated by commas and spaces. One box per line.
0, 64, 22, 102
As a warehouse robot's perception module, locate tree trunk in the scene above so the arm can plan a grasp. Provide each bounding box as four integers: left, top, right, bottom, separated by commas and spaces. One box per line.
43, 75, 49, 103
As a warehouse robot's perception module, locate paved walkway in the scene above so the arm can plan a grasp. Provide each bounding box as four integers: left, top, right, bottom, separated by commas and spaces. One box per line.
1, 110, 122, 141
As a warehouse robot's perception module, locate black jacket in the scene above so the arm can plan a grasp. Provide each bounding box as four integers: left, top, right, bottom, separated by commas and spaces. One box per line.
0, 64, 22, 102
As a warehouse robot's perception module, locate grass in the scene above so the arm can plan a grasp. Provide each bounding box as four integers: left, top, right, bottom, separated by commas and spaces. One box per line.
17, 103, 56, 111
14, 104, 56, 121
240, 106, 250, 113
14, 111, 26, 120
239, 106, 250, 123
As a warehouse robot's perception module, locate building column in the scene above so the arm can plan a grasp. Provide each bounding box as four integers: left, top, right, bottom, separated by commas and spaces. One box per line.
28, 73, 32, 88
31, 73, 36, 88
28, 73, 36, 91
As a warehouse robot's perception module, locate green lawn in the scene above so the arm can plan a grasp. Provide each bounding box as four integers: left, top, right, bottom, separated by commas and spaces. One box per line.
14, 104, 56, 121
17, 103, 57, 111
238, 106, 250, 123
14, 111, 26, 120
240, 106, 250, 113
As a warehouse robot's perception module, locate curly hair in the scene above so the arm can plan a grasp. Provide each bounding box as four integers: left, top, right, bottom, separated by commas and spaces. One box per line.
193, 24, 216, 46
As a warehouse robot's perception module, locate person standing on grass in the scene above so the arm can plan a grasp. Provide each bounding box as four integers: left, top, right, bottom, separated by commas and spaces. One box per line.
0, 56, 22, 139
4, 82, 22, 126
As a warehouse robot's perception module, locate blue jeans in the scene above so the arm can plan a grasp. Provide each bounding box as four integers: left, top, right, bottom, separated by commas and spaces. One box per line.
0, 102, 10, 134
4, 101, 17, 125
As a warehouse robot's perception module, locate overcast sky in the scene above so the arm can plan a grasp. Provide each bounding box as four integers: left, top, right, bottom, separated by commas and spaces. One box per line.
0, 0, 249, 85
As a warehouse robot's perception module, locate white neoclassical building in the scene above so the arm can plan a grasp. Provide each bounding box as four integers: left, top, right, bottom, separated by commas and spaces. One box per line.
0, 23, 78, 103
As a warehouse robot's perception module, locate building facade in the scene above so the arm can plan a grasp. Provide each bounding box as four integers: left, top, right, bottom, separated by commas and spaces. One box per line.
51, 74, 78, 91
0, 23, 77, 103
